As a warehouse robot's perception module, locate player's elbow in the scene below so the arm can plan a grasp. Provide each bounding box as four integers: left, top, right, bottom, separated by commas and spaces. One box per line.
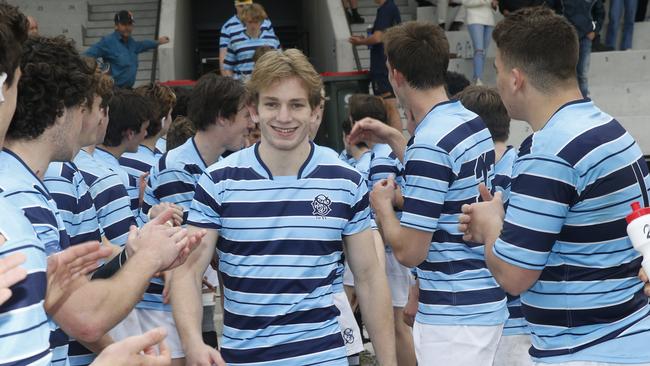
70, 320, 106, 343
494, 273, 535, 297
393, 248, 425, 268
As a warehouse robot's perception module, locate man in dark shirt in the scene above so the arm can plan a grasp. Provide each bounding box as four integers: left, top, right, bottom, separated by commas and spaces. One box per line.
85, 10, 170, 88
348, 0, 402, 131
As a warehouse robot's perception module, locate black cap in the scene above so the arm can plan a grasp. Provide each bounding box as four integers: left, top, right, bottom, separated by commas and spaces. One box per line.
114, 10, 134, 25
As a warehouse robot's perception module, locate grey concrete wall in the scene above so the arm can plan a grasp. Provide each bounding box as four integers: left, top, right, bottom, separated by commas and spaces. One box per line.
158, 0, 194, 82
10, 0, 87, 47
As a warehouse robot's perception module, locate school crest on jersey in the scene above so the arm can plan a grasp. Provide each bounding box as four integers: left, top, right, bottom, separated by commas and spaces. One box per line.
311, 194, 332, 217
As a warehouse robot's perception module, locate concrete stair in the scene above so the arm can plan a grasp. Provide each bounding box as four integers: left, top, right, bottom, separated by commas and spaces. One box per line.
83, 0, 160, 87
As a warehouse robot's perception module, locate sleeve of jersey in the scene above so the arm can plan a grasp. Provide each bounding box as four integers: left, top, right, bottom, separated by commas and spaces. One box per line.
91, 178, 136, 246
43, 177, 77, 231
219, 24, 230, 49
187, 172, 222, 230
400, 144, 453, 232
343, 179, 371, 236
492, 154, 576, 270
145, 168, 197, 223
223, 47, 236, 70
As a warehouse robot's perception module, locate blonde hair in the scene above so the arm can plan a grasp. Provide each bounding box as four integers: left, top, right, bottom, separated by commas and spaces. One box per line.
247, 48, 323, 109
134, 83, 177, 122
240, 3, 267, 23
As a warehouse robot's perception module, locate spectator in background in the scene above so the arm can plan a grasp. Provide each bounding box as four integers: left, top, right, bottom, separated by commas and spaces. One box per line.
219, 0, 276, 76
462, 0, 498, 85
548, 0, 601, 97
606, 0, 638, 50
223, 4, 280, 80
637, 0, 648, 21
342, 0, 365, 24
348, 0, 402, 132
26, 15, 38, 35
591, 0, 613, 52
85, 10, 170, 88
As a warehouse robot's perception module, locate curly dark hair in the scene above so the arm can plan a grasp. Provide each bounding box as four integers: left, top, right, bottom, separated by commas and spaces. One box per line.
0, 3, 29, 85
170, 87, 190, 120
104, 89, 154, 147
9, 35, 94, 140
188, 74, 247, 131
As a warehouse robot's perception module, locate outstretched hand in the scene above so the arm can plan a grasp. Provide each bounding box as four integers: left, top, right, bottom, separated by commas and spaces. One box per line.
91, 327, 171, 366
0, 252, 27, 306
45, 241, 113, 315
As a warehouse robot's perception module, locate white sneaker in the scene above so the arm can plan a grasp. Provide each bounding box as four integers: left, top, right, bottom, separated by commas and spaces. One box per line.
475, 78, 483, 86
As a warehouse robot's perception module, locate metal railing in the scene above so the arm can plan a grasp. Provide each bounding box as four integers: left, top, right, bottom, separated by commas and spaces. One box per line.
150, 0, 162, 83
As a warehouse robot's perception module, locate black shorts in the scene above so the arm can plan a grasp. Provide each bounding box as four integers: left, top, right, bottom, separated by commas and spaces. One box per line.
371, 75, 396, 99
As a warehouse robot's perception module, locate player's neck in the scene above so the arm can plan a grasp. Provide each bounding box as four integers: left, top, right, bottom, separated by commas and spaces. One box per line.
141, 136, 158, 151
258, 139, 312, 177
98, 144, 127, 159
494, 141, 507, 163
82, 145, 96, 155
524, 85, 584, 132
406, 86, 449, 128
350, 145, 370, 161
4, 137, 54, 180
194, 131, 226, 167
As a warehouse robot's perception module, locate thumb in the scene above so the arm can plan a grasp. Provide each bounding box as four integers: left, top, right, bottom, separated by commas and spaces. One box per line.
122, 327, 168, 354
493, 191, 503, 203
478, 183, 493, 202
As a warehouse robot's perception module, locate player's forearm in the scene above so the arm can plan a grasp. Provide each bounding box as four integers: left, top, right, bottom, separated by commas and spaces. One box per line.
355, 265, 397, 365
170, 263, 206, 350
386, 130, 407, 164
55, 253, 161, 342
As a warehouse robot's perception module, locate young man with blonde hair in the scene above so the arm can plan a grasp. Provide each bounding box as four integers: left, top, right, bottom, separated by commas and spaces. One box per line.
170, 49, 397, 365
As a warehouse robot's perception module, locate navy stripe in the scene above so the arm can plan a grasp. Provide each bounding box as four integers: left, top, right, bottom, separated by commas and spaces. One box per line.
0, 349, 50, 366
21, 206, 58, 227
155, 180, 196, 200
404, 159, 454, 183
538, 257, 642, 282
305, 165, 362, 185
524, 291, 647, 329
69, 230, 102, 246
49, 328, 69, 348
420, 287, 505, 306
432, 230, 483, 248
223, 305, 339, 331
210, 167, 265, 183
559, 218, 627, 243
511, 173, 576, 204
119, 157, 152, 174
557, 120, 626, 165
0, 272, 46, 313
579, 164, 639, 201
369, 164, 401, 177
221, 270, 336, 295
221, 331, 343, 364
500, 221, 558, 252
437, 117, 486, 153
184, 164, 204, 176
403, 197, 442, 218
218, 238, 342, 256
67, 340, 93, 357
419, 258, 487, 275
579, 141, 636, 179
632, 160, 649, 206
221, 200, 350, 219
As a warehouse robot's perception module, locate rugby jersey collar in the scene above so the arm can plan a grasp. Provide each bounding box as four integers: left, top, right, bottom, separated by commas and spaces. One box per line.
139, 144, 155, 156
415, 99, 458, 135
95, 146, 120, 166
1, 148, 51, 195
542, 97, 592, 131
253, 141, 315, 180
190, 137, 209, 169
